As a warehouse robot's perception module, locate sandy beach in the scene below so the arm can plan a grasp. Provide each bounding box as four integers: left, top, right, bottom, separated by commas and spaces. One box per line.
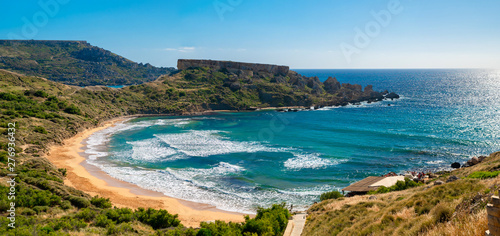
45, 117, 246, 227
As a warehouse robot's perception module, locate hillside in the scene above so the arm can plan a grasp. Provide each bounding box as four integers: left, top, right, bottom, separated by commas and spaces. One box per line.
303, 152, 500, 236
0, 40, 174, 86
0, 59, 398, 235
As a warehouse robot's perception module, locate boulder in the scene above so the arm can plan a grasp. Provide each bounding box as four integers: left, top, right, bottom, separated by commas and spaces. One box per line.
446, 175, 459, 183
434, 180, 444, 186
478, 156, 488, 162
385, 92, 400, 99
451, 162, 461, 169
467, 157, 480, 166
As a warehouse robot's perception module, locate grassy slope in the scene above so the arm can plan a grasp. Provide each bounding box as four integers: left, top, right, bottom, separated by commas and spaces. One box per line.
0, 58, 393, 235
303, 151, 500, 236
0, 40, 174, 86
0, 67, 322, 235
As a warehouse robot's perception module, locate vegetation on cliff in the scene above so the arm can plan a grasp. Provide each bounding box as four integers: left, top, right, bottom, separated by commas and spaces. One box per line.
0, 40, 174, 86
0, 69, 297, 235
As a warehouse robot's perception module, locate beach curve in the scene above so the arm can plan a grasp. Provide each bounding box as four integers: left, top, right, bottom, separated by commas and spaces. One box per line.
45, 117, 246, 228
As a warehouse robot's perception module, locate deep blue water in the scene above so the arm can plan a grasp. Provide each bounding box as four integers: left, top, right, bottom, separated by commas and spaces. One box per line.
86, 69, 500, 213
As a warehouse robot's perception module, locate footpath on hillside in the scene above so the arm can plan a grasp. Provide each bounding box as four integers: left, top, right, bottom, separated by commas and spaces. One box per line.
284, 212, 307, 236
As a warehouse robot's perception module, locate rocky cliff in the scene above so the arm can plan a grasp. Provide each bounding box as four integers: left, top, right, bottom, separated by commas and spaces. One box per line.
177, 59, 289, 76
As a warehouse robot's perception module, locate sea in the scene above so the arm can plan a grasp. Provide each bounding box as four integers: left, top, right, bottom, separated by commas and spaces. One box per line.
85, 69, 500, 214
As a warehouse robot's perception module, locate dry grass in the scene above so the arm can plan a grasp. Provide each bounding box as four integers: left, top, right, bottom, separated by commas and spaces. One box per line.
423, 209, 488, 236
303, 151, 500, 236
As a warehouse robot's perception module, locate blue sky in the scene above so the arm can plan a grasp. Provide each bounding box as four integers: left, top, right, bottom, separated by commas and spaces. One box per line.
1, 0, 499, 69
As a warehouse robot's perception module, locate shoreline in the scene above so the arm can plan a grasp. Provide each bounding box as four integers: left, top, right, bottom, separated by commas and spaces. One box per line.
45, 116, 247, 228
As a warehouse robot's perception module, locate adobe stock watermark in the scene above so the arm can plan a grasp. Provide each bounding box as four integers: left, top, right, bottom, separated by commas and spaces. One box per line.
213, 0, 243, 21
340, 0, 405, 63
7, 0, 70, 40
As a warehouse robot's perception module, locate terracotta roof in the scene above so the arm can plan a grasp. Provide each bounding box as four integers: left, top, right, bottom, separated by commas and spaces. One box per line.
342, 176, 385, 192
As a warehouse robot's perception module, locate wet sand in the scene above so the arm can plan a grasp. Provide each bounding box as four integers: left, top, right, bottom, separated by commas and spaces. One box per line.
45, 117, 246, 227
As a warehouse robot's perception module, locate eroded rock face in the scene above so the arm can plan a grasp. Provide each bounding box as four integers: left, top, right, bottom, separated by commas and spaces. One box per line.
324, 77, 341, 93
178, 59, 289, 76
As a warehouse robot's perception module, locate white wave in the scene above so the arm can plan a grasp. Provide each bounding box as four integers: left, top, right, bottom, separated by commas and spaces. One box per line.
155, 130, 276, 157
284, 153, 343, 170
127, 138, 185, 162
85, 118, 195, 161
425, 160, 445, 165
91, 161, 320, 213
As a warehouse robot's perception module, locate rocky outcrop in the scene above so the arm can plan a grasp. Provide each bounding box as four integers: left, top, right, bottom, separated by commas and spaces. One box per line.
178, 59, 289, 76
324, 77, 341, 93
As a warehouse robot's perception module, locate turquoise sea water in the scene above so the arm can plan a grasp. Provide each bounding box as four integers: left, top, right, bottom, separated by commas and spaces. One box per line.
85, 69, 500, 213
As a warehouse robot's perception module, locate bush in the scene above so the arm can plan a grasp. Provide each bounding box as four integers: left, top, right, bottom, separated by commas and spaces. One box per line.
33, 126, 48, 134
33, 206, 49, 213
94, 214, 114, 228
34, 90, 49, 98
75, 208, 97, 222
64, 104, 81, 115
134, 208, 181, 230
69, 196, 90, 208
370, 178, 423, 194
242, 203, 291, 236
433, 203, 453, 223
105, 207, 134, 224
91, 196, 112, 209
106, 222, 135, 235
468, 171, 500, 179
60, 200, 72, 210
320, 190, 344, 201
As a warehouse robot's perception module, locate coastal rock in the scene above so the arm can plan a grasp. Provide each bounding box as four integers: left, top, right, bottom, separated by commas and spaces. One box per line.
451, 162, 461, 169
478, 155, 488, 162
177, 59, 289, 76
386, 92, 400, 99
434, 180, 444, 186
324, 77, 341, 93
467, 157, 480, 166
341, 83, 362, 92
446, 175, 459, 183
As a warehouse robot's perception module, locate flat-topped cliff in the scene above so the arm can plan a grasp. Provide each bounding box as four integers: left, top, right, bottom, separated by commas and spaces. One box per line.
177, 59, 289, 76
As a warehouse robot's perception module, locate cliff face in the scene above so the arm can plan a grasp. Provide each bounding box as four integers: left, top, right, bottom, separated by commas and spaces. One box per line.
177, 59, 289, 76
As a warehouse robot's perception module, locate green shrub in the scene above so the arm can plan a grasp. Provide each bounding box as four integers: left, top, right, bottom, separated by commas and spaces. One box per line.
0, 92, 18, 101
91, 196, 112, 209
134, 208, 181, 230
69, 196, 90, 208
242, 203, 291, 236
468, 171, 500, 179
105, 207, 134, 224
320, 190, 344, 201
94, 214, 114, 228
49, 217, 88, 231
60, 200, 72, 210
33, 206, 49, 213
64, 104, 81, 115
33, 126, 48, 134
106, 222, 135, 235
34, 90, 49, 98
75, 208, 96, 222
21, 208, 36, 216
370, 178, 423, 194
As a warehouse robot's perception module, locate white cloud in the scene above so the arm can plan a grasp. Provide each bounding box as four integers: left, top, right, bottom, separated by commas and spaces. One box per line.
164, 47, 195, 53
